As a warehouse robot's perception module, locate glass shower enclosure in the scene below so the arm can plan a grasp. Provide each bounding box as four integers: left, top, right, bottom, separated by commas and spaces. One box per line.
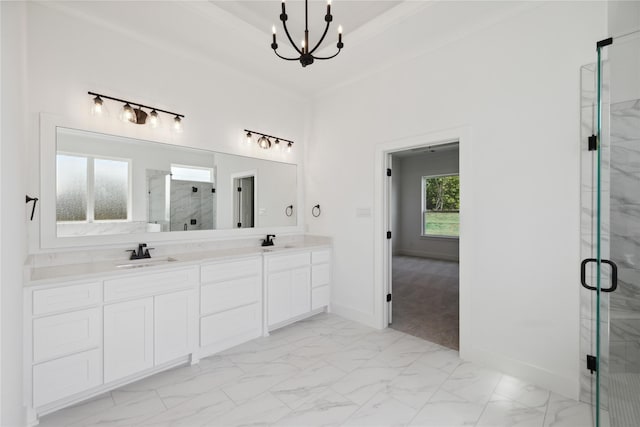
581, 30, 640, 427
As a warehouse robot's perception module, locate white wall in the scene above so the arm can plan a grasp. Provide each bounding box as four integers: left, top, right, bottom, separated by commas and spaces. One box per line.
25, 2, 307, 253
394, 150, 459, 261
306, 1, 606, 398
1, 2, 27, 425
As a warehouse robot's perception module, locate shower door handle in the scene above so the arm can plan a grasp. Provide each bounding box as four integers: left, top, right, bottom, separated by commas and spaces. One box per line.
580, 258, 618, 292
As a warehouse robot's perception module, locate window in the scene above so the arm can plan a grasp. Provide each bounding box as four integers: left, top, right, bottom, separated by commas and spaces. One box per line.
422, 174, 459, 237
170, 164, 213, 183
57, 153, 131, 222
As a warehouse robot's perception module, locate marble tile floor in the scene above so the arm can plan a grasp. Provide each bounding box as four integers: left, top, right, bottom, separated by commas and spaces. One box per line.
390, 256, 459, 350
40, 313, 600, 427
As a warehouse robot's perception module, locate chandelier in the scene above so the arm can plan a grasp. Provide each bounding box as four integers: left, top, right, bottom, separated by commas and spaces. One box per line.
271, 0, 343, 67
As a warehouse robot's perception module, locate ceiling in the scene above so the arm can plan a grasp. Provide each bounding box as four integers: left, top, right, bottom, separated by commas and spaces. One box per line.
211, 1, 403, 42
49, 1, 533, 97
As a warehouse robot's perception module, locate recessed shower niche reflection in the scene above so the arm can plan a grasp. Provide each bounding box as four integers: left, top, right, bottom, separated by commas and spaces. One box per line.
55, 127, 296, 237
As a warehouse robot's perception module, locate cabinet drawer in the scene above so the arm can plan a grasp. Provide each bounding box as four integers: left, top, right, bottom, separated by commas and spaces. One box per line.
201, 258, 261, 284
33, 348, 102, 408
33, 308, 101, 363
201, 276, 260, 315
312, 250, 331, 264
104, 267, 198, 302
266, 253, 310, 273
33, 282, 101, 316
312, 285, 330, 310
200, 303, 260, 348
312, 264, 331, 288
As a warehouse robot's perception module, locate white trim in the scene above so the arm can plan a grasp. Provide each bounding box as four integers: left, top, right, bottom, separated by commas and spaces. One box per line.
465, 345, 577, 400
395, 249, 459, 263
230, 170, 258, 229
374, 125, 472, 361
330, 303, 377, 329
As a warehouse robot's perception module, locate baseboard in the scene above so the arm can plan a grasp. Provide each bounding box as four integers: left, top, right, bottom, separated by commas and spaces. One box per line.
397, 249, 459, 262
466, 344, 578, 400
330, 303, 378, 329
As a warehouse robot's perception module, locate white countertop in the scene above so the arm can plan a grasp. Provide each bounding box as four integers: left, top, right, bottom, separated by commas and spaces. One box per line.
27, 242, 331, 286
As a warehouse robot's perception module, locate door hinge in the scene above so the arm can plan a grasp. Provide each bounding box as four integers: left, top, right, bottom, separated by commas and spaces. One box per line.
386, 293, 392, 302
387, 231, 392, 239
237, 187, 242, 192
588, 135, 598, 151
587, 354, 597, 374
386, 168, 392, 177
237, 222, 242, 228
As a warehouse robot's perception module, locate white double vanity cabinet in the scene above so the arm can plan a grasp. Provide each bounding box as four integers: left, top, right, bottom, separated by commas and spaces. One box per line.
23, 244, 332, 422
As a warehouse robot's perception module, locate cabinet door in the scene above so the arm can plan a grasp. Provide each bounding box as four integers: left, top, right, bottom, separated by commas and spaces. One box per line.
155, 290, 196, 365
290, 267, 311, 318
104, 298, 154, 383
267, 270, 291, 326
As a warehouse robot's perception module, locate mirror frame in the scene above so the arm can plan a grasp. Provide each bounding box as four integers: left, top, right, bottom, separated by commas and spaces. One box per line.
38, 113, 304, 250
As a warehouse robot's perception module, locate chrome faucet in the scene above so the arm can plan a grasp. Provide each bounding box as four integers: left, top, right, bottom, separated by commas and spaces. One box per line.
261, 234, 276, 247
128, 243, 154, 260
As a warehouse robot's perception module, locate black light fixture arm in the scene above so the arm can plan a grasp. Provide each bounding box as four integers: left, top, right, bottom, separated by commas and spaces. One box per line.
280, 14, 303, 56
313, 48, 342, 61
272, 0, 343, 67
309, 19, 331, 55
244, 129, 294, 146
273, 50, 300, 61
88, 92, 185, 118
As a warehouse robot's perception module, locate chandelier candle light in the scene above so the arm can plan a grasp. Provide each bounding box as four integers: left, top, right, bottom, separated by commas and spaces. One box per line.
271, 0, 344, 67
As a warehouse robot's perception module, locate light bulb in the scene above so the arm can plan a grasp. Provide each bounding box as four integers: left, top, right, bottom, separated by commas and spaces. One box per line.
173, 115, 183, 133
257, 136, 271, 149
246, 132, 252, 144
301, 39, 305, 49
272, 25, 276, 35
91, 96, 103, 116
338, 25, 343, 34
274, 139, 281, 150
287, 142, 293, 153
149, 110, 159, 128
121, 103, 135, 123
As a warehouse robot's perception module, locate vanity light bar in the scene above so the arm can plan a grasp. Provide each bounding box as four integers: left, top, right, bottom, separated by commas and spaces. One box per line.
244, 129, 294, 152
88, 91, 184, 127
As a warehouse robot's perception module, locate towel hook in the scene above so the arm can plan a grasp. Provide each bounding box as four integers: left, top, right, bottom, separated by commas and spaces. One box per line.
26, 195, 39, 221
285, 205, 294, 217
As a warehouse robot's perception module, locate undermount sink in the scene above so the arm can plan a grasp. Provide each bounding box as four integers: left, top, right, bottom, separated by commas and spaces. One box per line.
262, 244, 299, 252
115, 257, 178, 269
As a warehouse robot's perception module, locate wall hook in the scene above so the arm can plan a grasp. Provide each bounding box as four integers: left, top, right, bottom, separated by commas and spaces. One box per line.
26, 195, 39, 221
312, 204, 321, 218
285, 205, 294, 217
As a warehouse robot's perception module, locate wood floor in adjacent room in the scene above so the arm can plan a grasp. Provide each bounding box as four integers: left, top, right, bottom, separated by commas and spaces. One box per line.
390, 255, 459, 350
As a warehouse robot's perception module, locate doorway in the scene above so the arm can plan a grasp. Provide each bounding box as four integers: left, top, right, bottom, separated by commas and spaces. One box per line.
387, 143, 460, 350
232, 173, 255, 228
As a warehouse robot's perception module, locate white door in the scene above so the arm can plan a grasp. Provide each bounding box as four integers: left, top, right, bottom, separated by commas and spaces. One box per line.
290, 267, 311, 318
155, 290, 196, 365
267, 270, 291, 326
104, 297, 154, 383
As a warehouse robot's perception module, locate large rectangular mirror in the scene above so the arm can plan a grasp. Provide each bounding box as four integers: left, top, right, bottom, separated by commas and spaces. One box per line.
54, 127, 297, 237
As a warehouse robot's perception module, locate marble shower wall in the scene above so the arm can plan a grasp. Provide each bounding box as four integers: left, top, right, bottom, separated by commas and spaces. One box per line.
609, 99, 640, 374
170, 179, 215, 231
